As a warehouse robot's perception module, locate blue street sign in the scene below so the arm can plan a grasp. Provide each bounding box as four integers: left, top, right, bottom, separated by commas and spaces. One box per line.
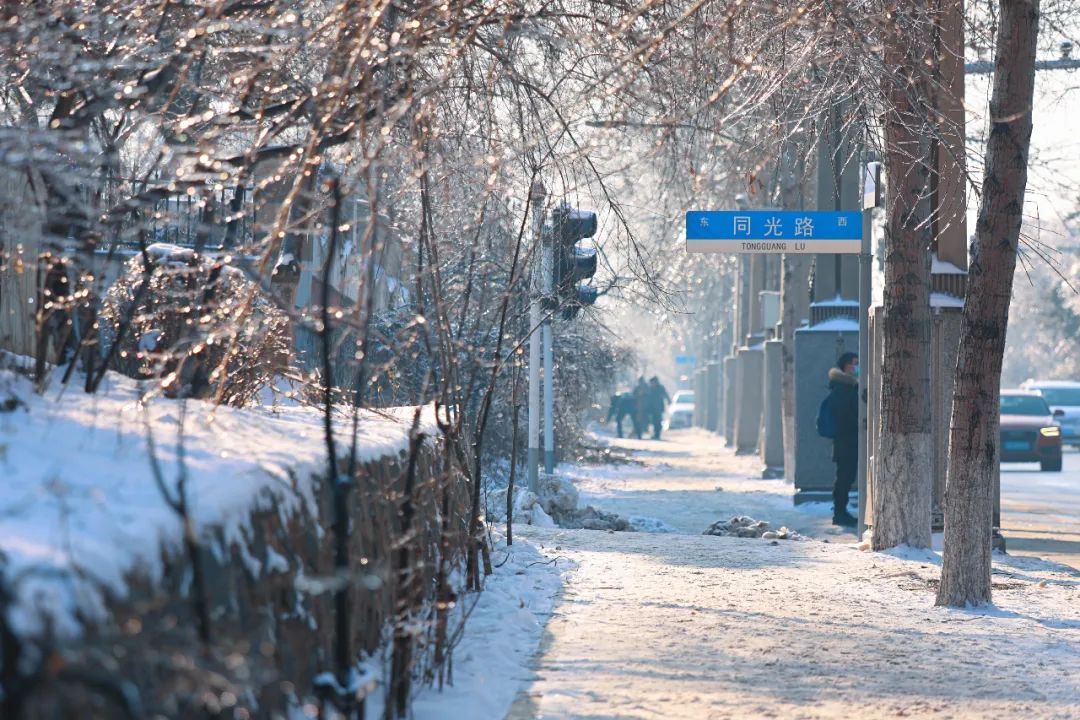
674, 354, 696, 366
686, 210, 862, 254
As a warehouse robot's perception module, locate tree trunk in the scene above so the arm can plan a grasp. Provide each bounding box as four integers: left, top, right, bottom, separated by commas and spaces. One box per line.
872, 2, 935, 550
937, 0, 1039, 607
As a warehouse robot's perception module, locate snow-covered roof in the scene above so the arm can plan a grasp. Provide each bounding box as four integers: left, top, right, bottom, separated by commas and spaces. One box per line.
810, 296, 859, 308
930, 292, 965, 308
800, 317, 859, 333
931, 255, 967, 275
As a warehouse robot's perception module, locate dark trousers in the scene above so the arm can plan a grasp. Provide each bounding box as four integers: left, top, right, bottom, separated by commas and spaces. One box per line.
650, 411, 663, 439
833, 442, 857, 513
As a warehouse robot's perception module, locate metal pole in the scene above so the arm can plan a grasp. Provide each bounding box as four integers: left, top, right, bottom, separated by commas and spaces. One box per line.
857, 161, 878, 538
542, 221, 555, 474
527, 181, 545, 493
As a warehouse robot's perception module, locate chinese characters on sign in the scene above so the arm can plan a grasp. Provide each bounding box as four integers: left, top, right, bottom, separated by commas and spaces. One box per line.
687, 210, 861, 254
731, 215, 817, 239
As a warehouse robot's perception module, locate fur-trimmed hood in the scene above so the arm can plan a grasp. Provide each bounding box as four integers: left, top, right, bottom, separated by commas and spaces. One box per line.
828, 367, 857, 386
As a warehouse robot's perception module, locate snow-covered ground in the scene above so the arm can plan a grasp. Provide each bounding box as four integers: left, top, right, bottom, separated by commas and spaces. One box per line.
364, 534, 565, 720
498, 428, 1080, 719
561, 427, 849, 540
0, 363, 435, 638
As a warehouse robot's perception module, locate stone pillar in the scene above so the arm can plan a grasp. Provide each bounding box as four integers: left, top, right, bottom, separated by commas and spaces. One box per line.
748, 255, 766, 339
814, 99, 861, 304
699, 367, 708, 427
705, 361, 721, 432
794, 323, 858, 503
723, 355, 737, 446
761, 339, 785, 477
934, 0, 967, 272
734, 347, 764, 454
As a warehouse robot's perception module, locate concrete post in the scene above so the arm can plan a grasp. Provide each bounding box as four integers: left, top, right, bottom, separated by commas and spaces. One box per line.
736, 256, 751, 347
748, 256, 766, 340
734, 347, 764, 454
699, 367, 708, 427
761, 339, 785, 477
794, 324, 858, 503
705, 361, 720, 432
723, 356, 737, 446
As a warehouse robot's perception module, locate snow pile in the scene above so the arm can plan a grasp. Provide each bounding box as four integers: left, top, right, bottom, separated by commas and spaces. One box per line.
538, 474, 633, 531
489, 470, 636, 532
703, 516, 804, 540
629, 516, 677, 533
513, 490, 557, 528
0, 364, 437, 638
365, 534, 565, 720
537, 473, 580, 517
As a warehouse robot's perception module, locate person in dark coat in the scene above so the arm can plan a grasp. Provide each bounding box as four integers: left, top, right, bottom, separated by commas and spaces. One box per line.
828, 352, 859, 527
606, 392, 636, 438
646, 376, 672, 440
631, 377, 649, 439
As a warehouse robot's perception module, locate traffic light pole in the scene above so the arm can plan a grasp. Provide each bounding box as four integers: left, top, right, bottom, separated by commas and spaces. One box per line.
527, 181, 545, 493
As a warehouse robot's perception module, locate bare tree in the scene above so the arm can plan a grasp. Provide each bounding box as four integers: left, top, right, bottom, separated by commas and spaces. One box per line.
871, 3, 937, 550
938, 0, 1040, 607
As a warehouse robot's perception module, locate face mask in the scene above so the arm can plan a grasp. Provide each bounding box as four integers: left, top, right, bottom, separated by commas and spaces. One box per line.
853, 366, 860, 379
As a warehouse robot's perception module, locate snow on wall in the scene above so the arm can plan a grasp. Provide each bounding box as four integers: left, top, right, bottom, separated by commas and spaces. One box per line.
0, 364, 437, 639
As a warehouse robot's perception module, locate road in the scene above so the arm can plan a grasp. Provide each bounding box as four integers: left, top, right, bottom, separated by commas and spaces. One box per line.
1000, 447, 1080, 572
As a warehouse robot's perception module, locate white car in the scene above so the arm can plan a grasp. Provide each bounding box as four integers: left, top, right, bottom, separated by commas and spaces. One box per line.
667, 390, 695, 429
1021, 380, 1080, 448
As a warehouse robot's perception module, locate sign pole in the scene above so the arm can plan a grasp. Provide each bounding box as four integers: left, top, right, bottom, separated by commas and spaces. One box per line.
858, 161, 880, 538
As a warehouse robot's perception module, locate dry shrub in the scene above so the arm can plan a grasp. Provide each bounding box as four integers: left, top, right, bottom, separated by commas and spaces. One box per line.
100, 244, 290, 406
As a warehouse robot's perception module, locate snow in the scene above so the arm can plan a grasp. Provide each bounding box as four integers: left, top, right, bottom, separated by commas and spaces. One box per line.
628, 516, 677, 533
501, 429, 1080, 719
0, 361, 436, 639
930, 292, 965, 308
563, 429, 854, 539
931, 255, 967, 274
363, 533, 565, 720
811, 296, 860, 308
802, 316, 860, 332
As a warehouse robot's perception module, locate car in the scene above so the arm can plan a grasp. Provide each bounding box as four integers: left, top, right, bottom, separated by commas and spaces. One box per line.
667, 390, 695, 429
999, 390, 1063, 472
1020, 380, 1080, 449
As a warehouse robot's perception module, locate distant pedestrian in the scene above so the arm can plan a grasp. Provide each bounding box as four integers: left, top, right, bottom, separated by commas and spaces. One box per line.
646, 376, 671, 440
632, 377, 649, 439
825, 352, 859, 527
606, 392, 636, 438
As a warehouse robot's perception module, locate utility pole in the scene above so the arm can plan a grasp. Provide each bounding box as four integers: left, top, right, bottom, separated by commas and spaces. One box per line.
542, 217, 555, 475
527, 181, 545, 492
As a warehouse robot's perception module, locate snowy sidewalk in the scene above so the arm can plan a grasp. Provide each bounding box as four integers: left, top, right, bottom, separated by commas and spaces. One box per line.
557, 428, 849, 539
507, 430, 1080, 720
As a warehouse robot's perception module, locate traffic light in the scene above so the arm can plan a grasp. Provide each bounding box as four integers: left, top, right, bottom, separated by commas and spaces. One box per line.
551, 203, 598, 319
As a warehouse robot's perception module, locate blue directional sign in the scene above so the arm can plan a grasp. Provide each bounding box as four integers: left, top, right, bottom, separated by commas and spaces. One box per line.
686, 210, 861, 254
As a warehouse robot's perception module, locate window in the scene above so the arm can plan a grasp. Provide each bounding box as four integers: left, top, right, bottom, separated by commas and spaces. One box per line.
1000, 395, 1051, 416
1036, 388, 1080, 406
